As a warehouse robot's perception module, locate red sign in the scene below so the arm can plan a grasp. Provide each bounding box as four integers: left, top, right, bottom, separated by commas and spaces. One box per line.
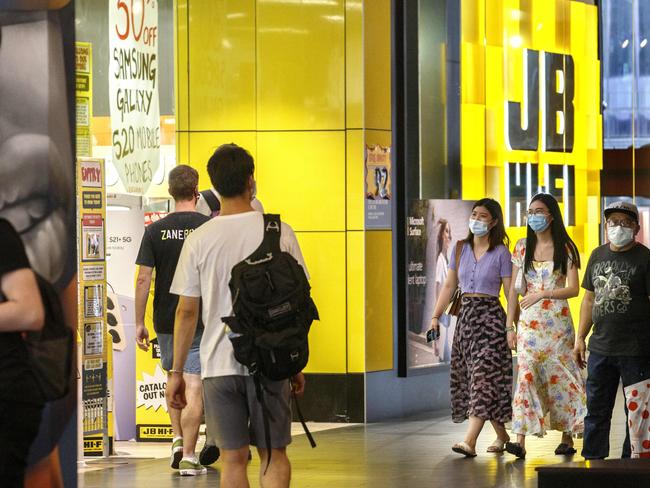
81, 160, 103, 188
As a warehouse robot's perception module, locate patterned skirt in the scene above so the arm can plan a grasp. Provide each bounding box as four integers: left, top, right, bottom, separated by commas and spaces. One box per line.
450, 296, 513, 423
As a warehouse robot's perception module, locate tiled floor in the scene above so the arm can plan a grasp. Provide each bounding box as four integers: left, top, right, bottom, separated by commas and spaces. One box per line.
79, 392, 632, 487
78, 423, 349, 474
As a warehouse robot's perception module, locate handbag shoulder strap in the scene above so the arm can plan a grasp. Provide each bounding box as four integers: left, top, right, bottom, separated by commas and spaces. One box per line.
517, 238, 527, 269
454, 240, 465, 272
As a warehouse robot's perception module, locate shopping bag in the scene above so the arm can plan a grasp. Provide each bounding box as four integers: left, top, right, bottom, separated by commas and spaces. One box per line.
623, 379, 650, 458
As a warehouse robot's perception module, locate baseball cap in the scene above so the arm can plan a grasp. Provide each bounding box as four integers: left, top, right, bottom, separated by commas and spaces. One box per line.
604, 201, 639, 222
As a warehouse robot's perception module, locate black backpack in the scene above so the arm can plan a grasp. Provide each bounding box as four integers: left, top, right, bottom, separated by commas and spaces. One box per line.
25, 274, 74, 401
223, 214, 319, 464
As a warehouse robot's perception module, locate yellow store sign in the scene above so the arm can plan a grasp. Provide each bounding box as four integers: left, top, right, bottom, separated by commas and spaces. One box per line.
461, 0, 602, 253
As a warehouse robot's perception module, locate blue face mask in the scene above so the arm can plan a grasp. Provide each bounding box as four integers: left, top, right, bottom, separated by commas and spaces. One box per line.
528, 214, 550, 233
469, 218, 490, 237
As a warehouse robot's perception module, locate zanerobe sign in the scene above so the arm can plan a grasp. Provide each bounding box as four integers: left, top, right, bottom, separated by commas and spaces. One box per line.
505, 48, 575, 226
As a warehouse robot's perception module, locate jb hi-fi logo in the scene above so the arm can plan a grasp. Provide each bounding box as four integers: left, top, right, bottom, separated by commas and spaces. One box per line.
505, 48, 576, 227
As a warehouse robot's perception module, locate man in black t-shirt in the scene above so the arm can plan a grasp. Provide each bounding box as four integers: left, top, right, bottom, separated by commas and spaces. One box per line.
0, 219, 45, 486
135, 165, 210, 475
574, 201, 650, 459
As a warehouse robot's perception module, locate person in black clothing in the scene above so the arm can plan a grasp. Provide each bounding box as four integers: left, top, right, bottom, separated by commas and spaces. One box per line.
0, 219, 46, 487
575, 201, 650, 459
135, 165, 211, 475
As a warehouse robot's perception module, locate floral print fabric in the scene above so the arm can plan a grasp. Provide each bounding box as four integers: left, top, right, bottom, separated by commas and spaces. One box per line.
511, 239, 586, 436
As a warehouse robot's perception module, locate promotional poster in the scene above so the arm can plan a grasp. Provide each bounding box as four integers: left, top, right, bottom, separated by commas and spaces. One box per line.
108, 0, 161, 194
75, 41, 92, 157
0, 2, 78, 486
135, 214, 174, 442
365, 144, 392, 229
407, 199, 475, 369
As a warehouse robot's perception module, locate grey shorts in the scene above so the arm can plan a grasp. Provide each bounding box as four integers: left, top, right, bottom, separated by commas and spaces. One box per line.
157, 329, 202, 375
203, 376, 292, 450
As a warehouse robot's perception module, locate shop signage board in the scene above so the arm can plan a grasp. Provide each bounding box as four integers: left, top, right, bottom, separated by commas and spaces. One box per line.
460, 0, 601, 251
78, 158, 113, 456
108, 0, 161, 194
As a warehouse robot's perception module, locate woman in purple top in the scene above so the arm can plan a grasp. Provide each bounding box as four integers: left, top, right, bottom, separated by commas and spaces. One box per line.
430, 198, 513, 457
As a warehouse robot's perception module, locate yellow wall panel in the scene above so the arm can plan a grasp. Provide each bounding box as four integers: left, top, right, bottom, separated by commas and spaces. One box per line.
188, 132, 257, 191
365, 230, 393, 372
297, 232, 347, 374
188, 0, 256, 131
256, 131, 345, 232
461, 43, 485, 104
485, 0, 503, 47
346, 0, 363, 129
178, 0, 391, 380
462, 0, 484, 45
347, 129, 364, 231
461, 104, 486, 199
347, 231, 365, 373
364, 128, 391, 150
175, 0, 189, 132
257, 0, 345, 130
364, 0, 391, 131
176, 131, 189, 166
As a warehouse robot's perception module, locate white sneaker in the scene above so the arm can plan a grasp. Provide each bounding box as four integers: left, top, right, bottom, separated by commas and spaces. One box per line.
179, 458, 207, 476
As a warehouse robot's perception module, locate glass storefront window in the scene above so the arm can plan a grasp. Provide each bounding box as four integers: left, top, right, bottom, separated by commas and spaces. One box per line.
418, 0, 460, 199
601, 0, 650, 198
75, 0, 175, 202
602, 0, 634, 148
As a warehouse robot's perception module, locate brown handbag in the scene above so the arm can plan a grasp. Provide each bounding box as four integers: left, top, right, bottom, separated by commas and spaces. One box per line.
445, 240, 465, 317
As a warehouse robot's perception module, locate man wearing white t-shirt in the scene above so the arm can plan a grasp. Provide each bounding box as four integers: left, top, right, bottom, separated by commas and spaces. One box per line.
196, 186, 264, 216
166, 144, 307, 488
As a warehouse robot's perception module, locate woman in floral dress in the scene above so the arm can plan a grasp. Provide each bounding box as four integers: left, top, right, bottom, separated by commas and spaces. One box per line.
504, 193, 586, 459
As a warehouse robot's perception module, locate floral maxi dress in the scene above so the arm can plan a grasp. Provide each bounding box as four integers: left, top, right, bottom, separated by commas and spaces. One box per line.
511, 239, 586, 436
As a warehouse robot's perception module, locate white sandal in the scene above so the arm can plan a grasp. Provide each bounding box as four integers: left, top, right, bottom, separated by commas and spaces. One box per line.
486, 438, 508, 453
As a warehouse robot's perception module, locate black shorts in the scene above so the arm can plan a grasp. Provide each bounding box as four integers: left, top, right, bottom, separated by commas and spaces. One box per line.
0, 400, 43, 488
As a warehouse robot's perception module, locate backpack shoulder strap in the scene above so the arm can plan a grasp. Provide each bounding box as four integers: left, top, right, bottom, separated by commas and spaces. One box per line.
247, 214, 282, 262
261, 214, 281, 253
200, 189, 221, 213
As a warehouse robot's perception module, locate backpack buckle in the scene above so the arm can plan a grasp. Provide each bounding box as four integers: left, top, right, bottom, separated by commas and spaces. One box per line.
265, 220, 280, 233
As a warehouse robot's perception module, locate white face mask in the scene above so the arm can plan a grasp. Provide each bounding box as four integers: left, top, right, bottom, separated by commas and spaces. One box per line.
469, 218, 489, 237
607, 225, 634, 248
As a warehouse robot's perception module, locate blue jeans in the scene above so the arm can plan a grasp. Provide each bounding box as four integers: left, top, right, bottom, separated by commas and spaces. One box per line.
157, 329, 202, 375
582, 351, 650, 459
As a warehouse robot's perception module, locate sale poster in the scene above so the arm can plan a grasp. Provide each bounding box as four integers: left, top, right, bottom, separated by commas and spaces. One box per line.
81, 214, 105, 261
109, 0, 161, 194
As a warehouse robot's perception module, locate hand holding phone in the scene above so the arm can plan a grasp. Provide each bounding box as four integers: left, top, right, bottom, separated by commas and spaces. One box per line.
426, 327, 440, 343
